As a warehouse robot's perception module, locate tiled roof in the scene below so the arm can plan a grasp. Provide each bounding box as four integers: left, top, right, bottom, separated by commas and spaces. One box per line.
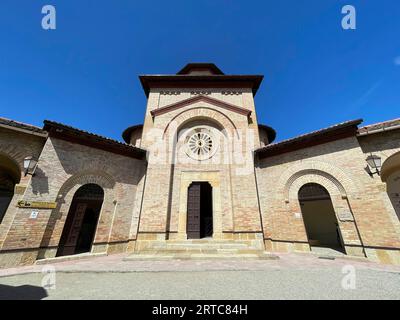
0, 117, 46, 135
358, 118, 400, 135
255, 119, 363, 158
43, 120, 147, 160
122, 124, 143, 144
177, 63, 224, 75
139, 63, 263, 97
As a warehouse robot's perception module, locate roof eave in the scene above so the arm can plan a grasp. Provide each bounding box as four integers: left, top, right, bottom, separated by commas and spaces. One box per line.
139, 75, 264, 97
0, 117, 47, 138
255, 119, 363, 159
43, 121, 147, 160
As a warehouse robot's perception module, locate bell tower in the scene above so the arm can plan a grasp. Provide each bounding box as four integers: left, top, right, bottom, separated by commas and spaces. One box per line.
129, 63, 271, 248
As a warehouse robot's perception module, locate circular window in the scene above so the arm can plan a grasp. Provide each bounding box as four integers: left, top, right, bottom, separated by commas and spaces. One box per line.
185, 128, 218, 161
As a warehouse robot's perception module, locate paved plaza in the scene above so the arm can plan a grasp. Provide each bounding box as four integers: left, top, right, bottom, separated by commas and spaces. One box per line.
0, 253, 399, 300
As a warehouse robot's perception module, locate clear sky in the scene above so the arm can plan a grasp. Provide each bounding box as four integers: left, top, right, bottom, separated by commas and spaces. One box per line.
0, 1, 399, 142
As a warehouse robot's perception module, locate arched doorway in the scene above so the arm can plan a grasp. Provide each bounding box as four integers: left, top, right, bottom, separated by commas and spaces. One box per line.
57, 184, 104, 257
187, 182, 213, 239
299, 183, 344, 252
381, 152, 400, 221
386, 173, 400, 221
0, 154, 20, 224
0, 172, 15, 224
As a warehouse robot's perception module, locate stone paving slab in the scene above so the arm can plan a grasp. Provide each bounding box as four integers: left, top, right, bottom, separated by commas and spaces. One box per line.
124, 252, 279, 261
2, 268, 400, 300
0, 252, 400, 278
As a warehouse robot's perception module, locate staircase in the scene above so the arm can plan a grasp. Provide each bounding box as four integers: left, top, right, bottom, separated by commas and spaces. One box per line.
124, 239, 279, 261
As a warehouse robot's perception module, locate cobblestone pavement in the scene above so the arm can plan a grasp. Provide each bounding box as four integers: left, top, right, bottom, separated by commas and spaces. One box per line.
0, 253, 399, 299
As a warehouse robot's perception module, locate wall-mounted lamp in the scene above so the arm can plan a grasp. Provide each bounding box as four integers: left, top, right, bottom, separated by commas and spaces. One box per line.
365, 154, 382, 177
23, 156, 38, 176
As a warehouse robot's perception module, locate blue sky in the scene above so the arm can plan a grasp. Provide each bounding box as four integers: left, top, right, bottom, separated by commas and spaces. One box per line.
0, 0, 399, 142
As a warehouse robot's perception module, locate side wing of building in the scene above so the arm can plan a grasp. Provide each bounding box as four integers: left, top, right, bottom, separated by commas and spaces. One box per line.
255, 119, 400, 264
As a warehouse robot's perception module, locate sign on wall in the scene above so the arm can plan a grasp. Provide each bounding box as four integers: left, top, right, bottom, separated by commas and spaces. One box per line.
30, 210, 39, 219
337, 210, 354, 222
17, 200, 57, 209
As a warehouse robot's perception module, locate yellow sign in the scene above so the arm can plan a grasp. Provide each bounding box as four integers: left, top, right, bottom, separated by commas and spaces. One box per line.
17, 200, 57, 209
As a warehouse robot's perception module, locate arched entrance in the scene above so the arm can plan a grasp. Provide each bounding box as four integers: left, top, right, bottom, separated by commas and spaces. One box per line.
381, 152, 400, 221
299, 183, 344, 252
386, 173, 400, 221
187, 182, 213, 239
57, 184, 104, 256
0, 154, 20, 224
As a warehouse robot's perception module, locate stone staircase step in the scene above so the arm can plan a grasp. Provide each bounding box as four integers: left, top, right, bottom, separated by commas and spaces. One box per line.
135, 248, 265, 255
35, 252, 107, 265
123, 252, 279, 261
136, 240, 264, 251
150, 244, 250, 250
133, 239, 267, 260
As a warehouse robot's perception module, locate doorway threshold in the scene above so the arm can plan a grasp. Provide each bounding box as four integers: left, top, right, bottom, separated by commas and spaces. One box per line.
311, 246, 345, 256
35, 252, 107, 265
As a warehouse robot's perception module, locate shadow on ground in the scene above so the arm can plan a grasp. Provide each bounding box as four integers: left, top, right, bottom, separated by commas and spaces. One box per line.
0, 284, 48, 300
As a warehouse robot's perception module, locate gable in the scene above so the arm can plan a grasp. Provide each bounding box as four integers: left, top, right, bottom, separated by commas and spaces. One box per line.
149, 95, 251, 118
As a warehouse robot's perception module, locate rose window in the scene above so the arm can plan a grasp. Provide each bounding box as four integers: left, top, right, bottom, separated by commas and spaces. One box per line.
184, 128, 218, 160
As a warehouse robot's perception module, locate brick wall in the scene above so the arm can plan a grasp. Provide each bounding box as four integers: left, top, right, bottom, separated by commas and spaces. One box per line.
138, 88, 263, 237
255, 132, 400, 262
0, 135, 146, 266
0, 127, 46, 248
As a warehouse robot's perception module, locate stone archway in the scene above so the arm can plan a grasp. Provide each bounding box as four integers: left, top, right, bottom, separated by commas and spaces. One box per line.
0, 153, 21, 224
298, 183, 344, 253
57, 184, 104, 256
163, 106, 240, 141
162, 110, 237, 238
381, 152, 400, 222
282, 168, 364, 256
38, 171, 117, 259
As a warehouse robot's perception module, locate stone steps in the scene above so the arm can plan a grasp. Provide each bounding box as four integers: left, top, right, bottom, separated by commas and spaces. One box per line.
124, 252, 279, 261
125, 239, 279, 261
136, 248, 264, 254
135, 240, 264, 251
150, 243, 250, 250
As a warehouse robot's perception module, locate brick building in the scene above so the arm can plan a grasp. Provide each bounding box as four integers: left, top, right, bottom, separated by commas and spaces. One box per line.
0, 63, 399, 267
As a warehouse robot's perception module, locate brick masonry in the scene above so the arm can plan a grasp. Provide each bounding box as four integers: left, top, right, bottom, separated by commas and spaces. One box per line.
0, 65, 399, 267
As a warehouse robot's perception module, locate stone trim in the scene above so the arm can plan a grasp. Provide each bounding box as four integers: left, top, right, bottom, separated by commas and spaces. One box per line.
57, 170, 116, 197
285, 169, 347, 202
277, 160, 360, 203
381, 150, 400, 182
163, 106, 240, 140
151, 95, 251, 117
177, 171, 223, 240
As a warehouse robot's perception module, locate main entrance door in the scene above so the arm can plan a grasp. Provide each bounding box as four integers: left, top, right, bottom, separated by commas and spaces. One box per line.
187, 182, 213, 239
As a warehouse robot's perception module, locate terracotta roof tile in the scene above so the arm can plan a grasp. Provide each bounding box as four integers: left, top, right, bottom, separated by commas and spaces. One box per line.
255, 119, 363, 158
358, 118, 400, 135
43, 120, 147, 160
0, 117, 46, 135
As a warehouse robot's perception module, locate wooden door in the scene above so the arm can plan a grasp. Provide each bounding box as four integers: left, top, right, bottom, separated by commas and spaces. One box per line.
187, 183, 201, 239
62, 203, 87, 256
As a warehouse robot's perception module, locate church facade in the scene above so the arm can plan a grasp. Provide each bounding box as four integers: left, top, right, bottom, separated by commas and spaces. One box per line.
0, 63, 399, 267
